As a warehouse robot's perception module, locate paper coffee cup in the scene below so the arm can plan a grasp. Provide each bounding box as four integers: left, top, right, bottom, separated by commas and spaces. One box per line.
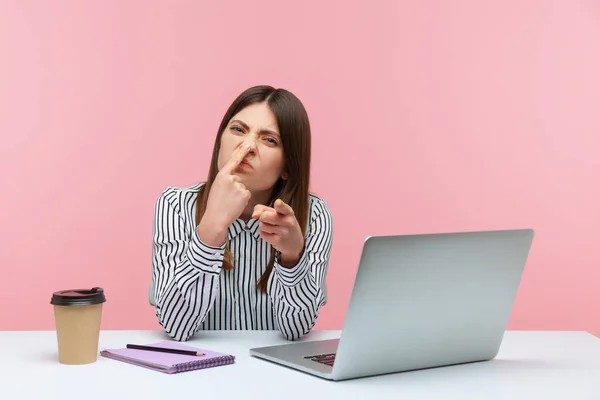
50, 287, 106, 365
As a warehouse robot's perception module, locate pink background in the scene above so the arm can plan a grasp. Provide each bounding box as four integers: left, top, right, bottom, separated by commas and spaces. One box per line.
1, 1, 598, 336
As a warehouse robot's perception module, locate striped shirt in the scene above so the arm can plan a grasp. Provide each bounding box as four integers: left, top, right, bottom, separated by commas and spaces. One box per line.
151, 182, 334, 342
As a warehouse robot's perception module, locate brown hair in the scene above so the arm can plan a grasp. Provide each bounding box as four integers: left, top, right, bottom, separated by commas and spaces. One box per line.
195, 85, 311, 292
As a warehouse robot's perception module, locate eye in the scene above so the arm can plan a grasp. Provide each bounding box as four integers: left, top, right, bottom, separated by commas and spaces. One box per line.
264, 137, 279, 146
230, 126, 244, 133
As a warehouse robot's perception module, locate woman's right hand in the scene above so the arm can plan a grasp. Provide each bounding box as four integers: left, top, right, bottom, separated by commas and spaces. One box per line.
197, 144, 252, 246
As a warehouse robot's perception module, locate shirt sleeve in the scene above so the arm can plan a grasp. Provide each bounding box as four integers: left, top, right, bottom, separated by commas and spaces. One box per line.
151, 187, 226, 341
269, 198, 334, 340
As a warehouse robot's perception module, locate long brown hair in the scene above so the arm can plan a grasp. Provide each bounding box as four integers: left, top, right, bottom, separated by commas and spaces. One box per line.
195, 85, 311, 292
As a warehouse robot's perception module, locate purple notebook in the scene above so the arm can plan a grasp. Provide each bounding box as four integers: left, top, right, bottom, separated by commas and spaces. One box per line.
100, 340, 235, 374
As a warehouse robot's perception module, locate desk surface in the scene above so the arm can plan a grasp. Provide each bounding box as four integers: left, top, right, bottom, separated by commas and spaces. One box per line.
1, 330, 599, 399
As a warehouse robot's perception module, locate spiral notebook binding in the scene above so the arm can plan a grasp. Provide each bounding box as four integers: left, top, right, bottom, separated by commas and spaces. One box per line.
176, 355, 236, 373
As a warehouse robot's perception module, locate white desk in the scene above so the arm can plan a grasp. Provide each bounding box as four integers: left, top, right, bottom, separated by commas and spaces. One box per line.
1, 330, 598, 399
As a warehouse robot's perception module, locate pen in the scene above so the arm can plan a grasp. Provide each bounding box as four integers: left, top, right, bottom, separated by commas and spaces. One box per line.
126, 344, 204, 356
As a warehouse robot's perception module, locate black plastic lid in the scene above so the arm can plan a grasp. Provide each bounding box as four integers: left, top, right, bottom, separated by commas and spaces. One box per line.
50, 287, 106, 306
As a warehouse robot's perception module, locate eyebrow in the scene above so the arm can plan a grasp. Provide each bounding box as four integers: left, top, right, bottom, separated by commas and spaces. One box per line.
230, 119, 280, 137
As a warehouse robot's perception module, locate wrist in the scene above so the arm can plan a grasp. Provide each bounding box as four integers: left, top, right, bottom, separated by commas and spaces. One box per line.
279, 246, 304, 268
197, 216, 228, 247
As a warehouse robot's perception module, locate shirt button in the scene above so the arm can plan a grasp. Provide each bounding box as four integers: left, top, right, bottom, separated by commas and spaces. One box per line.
212, 264, 219, 271
213, 253, 219, 256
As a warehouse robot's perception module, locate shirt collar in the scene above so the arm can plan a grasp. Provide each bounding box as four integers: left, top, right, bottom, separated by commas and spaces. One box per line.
227, 218, 261, 241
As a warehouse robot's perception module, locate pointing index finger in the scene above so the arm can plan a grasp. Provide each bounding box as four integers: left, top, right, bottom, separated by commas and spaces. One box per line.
252, 204, 272, 219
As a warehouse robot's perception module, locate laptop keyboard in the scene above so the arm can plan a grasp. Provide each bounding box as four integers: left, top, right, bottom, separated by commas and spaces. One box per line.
304, 353, 336, 366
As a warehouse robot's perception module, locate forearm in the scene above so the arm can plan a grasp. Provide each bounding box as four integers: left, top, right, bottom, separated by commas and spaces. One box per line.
196, 214, 228, 247
154, 266, 220, 341
154, 227, 225, 341
270, 252, 325, 340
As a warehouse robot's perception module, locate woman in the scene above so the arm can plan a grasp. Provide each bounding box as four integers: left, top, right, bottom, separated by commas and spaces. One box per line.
151, 85, 334, 342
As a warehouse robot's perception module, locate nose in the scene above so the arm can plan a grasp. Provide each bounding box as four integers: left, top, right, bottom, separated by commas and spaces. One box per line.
242, 136, 258, 153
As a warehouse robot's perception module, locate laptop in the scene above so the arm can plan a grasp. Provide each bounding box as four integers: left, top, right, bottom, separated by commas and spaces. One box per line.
249, 228, 535, 381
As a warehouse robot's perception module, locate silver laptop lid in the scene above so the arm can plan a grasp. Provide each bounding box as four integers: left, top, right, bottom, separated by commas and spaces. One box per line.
331, 229, 534, 380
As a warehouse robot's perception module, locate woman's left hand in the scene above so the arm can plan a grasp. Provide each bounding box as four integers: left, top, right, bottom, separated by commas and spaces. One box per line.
253, 199, 304, 266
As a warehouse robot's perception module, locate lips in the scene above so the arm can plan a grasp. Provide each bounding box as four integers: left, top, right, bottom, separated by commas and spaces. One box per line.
239, 160, 253, 169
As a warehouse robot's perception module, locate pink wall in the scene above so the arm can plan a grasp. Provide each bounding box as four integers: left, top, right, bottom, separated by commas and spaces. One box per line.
1, 1, 598, 336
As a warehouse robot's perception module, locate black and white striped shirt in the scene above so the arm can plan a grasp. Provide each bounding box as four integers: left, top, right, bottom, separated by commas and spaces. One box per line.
151, 182, 334, 342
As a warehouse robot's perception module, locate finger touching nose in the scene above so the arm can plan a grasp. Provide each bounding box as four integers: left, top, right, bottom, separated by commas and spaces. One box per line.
242, 138, 258, 152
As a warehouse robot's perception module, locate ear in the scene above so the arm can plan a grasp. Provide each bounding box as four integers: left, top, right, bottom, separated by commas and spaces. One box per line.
281, 171, 289, 180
